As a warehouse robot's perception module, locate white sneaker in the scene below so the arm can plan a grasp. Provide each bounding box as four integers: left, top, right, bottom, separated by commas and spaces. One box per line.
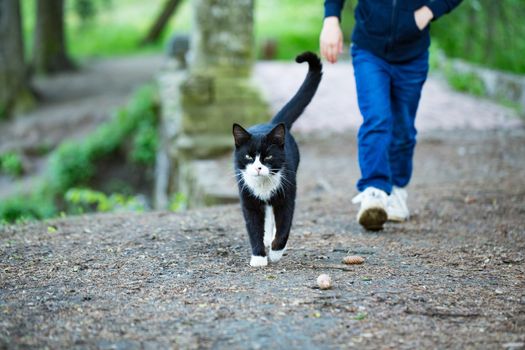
352, 187, 388, 231
387, 187, 409, 222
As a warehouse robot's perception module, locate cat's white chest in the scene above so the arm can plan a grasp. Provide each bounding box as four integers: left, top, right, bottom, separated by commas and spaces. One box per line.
242, 171, 282, 201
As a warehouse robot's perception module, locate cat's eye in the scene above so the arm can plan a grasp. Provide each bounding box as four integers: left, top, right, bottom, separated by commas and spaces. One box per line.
245, 154, 253, 160
264, 155, 273, 161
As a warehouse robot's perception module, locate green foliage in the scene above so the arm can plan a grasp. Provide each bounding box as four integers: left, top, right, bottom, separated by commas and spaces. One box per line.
255, 0, 332, 60
65, 187, 146, 213
131, 121, 158, 165
74, 0, 97, 24
1, 85, 159, 224
169, 192, 187, 212
0, 152, 24, 177
0, 197, 39, 223
432, 0, 525, 74
444, 65, 487, 97
0, 192, 56, 223
46, 85, 158, 193
0, 104, 6, 120
47, 142, 94, 192
21, 0, 191, 58
19, 0, 525, 76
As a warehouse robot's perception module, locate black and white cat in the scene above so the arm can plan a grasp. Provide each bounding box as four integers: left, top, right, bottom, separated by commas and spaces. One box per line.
232, 52, 322, 267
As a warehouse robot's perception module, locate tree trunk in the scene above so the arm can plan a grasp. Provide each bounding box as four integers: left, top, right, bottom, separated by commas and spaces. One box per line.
0, 0, 34, 118
33, 0, 75, 74
140, 0, 182, 46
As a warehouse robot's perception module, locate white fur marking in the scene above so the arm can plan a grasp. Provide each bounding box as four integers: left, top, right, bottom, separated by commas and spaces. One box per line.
263, 205, 276, 247
250, 255, 268, 267
269, 249, 284, 262
246, 155, 269, 176
241, 157, 283, 201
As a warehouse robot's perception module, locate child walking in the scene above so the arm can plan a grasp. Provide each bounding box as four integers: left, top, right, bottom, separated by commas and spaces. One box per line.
320, 0, 463, 230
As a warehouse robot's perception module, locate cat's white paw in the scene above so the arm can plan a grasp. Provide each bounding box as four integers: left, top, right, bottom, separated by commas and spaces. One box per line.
250, 255, 268, 267
269, 249, 284, 262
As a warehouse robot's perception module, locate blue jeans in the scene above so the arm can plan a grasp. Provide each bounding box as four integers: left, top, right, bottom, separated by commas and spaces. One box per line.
351, 45, 429, 195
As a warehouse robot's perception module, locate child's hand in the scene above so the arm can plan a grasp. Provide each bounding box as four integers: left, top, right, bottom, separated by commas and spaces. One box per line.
414, 6, 434, 31
320, 17, 343, 64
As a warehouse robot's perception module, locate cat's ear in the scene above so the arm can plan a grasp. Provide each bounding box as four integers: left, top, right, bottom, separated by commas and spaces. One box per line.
232, 123, 251, 147
268, 123, 286, 147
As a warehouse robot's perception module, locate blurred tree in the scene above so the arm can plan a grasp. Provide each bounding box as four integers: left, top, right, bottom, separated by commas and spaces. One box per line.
33, 0, 75, 73
140, 0, 182, 46
0, 0, 34, 118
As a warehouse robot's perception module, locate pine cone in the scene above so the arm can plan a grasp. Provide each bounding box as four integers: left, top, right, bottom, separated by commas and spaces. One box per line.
342, 255, 365, 265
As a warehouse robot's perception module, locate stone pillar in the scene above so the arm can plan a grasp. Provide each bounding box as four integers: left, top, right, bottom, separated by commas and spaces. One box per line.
191, 0, 254, 76
155, 0, 269, 209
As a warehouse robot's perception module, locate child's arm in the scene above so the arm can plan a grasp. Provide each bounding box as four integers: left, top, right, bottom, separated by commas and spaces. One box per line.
320, 17, 343, 64
425, 0, 464, 21
320, 0, 346, 63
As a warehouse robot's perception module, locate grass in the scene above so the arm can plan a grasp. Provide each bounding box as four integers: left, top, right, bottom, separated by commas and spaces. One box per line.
21, 0, 192, 60
254, 0, 324, 59
20, 0, 350, 61
19, 0, 525, 74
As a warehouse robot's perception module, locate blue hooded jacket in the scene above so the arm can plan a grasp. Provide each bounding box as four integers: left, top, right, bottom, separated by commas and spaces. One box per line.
325, 0, 463, 62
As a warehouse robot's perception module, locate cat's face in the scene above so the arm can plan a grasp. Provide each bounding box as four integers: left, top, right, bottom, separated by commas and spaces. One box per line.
232, 123, 287, 200
232, 123, 286, 176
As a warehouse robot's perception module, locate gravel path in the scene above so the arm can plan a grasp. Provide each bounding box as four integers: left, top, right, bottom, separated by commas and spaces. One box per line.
0, 55, 524, 349
1, 128, 524, 349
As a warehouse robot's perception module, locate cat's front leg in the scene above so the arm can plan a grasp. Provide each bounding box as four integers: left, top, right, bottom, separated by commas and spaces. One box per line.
270, 201, 295, 262
242, 204, 267, 267
263, 205, 276, 248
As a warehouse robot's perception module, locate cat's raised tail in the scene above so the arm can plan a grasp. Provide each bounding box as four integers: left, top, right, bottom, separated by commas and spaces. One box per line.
271, 51, 323, 129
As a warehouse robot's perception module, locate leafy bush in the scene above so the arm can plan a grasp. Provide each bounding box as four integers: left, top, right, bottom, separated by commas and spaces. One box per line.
0, 152, 24, 177
47, 142, 94, 192
444, 65, 487, 97
131, 121, 158, 165
46, 85, 158, 193
1, 85, 159, 224
169, 192, 187, 212
65, 187, 146, 213
0, 192, 56, 223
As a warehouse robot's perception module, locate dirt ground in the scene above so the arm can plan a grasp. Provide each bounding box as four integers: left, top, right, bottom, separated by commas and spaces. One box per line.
1, 127, 524, 349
